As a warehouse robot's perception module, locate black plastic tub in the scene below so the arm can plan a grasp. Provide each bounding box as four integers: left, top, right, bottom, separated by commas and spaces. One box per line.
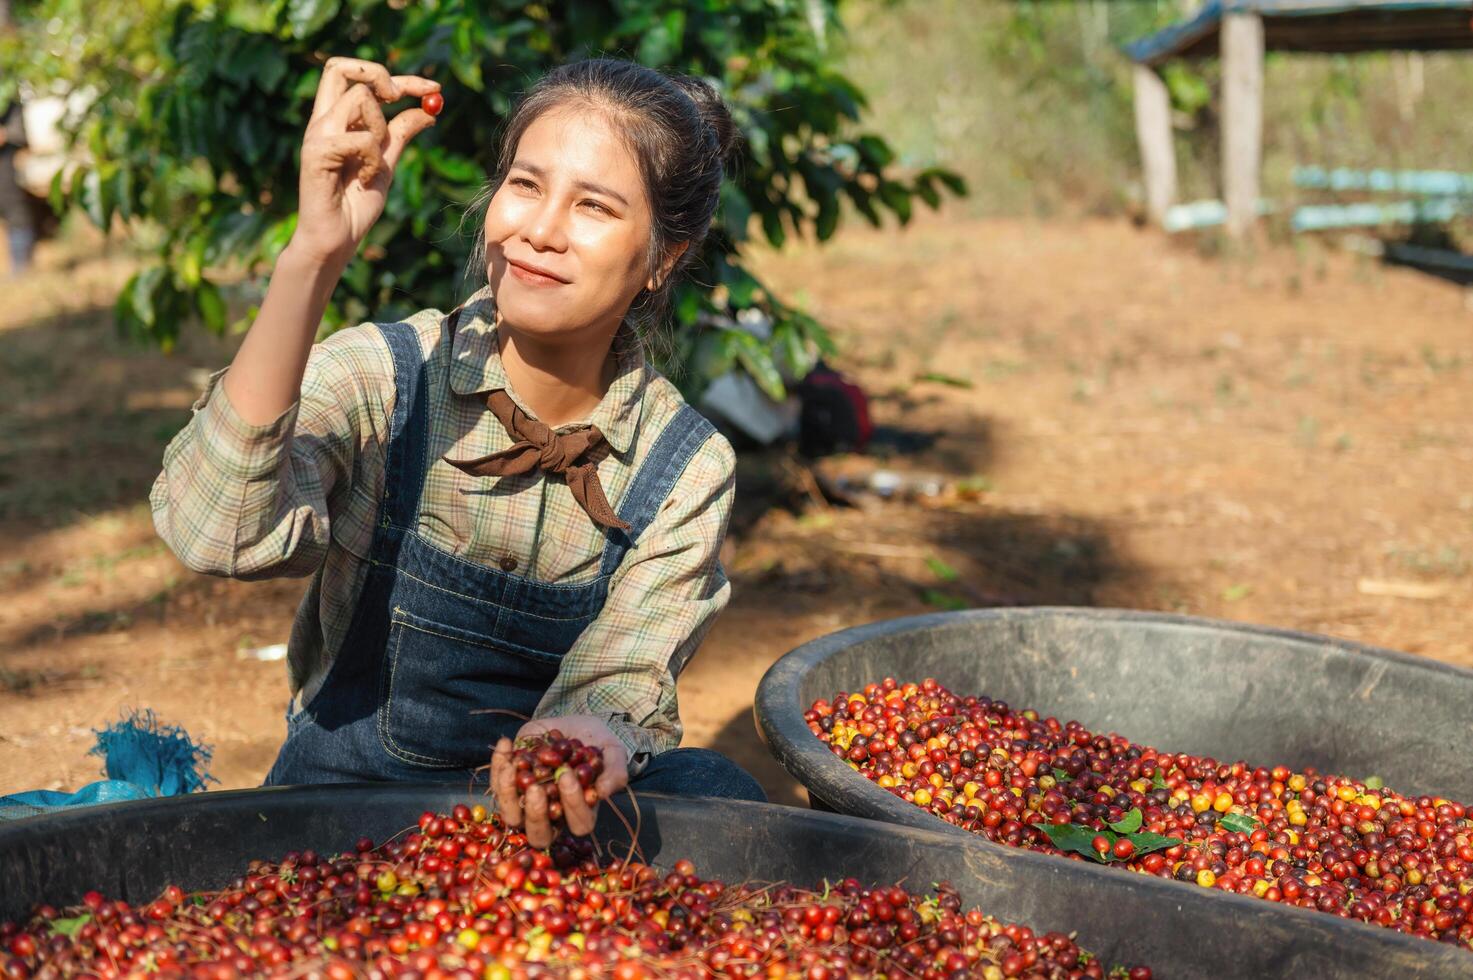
754, 607, 1473, 974
0, 785, 1467, 978
756, 607, 1473, 813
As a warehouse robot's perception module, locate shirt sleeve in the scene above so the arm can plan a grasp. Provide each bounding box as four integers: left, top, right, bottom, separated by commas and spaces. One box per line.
534, 430, 736, 775
148, 324, 393, 580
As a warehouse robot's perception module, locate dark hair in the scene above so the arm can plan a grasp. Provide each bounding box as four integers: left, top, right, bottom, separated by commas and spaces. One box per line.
468, 58, 739, 351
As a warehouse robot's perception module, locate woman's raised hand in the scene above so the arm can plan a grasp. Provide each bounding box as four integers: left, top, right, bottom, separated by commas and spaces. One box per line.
292, 57, 440, 268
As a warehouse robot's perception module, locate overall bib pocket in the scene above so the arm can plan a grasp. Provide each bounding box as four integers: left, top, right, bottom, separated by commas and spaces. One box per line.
377, 606, 565, 769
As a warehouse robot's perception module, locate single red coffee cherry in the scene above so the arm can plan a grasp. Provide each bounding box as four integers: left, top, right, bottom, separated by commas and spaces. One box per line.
421, 92, 444, 116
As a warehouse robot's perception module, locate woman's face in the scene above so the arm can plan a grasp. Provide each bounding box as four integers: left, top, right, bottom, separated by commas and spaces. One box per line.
484, 107, 655, 344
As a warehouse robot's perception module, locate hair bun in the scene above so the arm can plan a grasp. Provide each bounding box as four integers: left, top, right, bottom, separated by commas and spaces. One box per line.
671, 74, 740, 166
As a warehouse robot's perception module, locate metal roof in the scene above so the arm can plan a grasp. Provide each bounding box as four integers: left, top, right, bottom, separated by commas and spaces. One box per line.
1126, 0, 1473, 65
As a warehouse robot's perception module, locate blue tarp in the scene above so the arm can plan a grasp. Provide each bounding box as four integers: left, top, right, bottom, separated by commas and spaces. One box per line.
0, 710, 215, 820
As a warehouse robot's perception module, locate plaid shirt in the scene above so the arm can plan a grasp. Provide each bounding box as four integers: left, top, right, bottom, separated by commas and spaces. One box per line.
150, 287, 735, 771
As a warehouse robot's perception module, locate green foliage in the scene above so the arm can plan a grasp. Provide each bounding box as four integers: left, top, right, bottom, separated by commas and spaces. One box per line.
6, 0, 962, 389
836, 0, 1186, 216
843, 0, 1473, 228
1161, 61, 1212, 117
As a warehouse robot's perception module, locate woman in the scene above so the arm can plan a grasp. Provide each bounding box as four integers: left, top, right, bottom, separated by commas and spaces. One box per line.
151, 55, 765, 847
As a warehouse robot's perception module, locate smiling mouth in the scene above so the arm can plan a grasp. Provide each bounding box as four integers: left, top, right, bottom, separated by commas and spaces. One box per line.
506, 259, 570, 285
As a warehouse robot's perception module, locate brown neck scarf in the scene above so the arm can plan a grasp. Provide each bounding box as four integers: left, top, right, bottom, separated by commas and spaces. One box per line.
445, 389, 631, 532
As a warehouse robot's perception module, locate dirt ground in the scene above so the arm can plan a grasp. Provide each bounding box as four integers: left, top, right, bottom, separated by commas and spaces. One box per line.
2, 215, 1470, 806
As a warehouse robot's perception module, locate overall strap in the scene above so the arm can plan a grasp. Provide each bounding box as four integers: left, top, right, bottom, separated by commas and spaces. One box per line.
375, 319, 433, 531
599, 403, 718, 577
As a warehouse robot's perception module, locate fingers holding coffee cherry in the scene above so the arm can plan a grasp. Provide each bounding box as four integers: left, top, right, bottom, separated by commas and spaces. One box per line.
492, 729, 607, 848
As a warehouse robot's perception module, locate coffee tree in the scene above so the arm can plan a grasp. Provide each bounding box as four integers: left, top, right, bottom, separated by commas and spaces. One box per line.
14, 0, 963, 396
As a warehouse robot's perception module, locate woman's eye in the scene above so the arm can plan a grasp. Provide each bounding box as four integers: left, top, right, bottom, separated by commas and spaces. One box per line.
511, 178, 538, 192
580, 200, 611, 216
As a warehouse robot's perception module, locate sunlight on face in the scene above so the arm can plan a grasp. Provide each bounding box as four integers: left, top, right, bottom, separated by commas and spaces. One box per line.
484, 107, 654, 344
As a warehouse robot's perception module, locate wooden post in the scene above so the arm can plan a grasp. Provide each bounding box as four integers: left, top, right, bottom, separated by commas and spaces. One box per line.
1133, 64, 1177, 226
1221, 12, 1264, 240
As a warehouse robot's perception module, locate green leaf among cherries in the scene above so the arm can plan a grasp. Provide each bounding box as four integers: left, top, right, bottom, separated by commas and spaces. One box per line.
48, 914, 91, 938
1040, 824, 1108, 862
1218, 811, 1260, 835
1043, 809, 1181, 865
1124, 832, 1181, 853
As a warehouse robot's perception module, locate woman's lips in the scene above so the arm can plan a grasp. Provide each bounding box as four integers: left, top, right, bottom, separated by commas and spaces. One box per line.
507, 259, 570, 286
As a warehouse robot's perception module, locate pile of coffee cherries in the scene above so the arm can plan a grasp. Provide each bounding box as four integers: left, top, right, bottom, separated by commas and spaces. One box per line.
808, 677, 1473, 951
509, 731, 604, 822
1, 802, 1150, 978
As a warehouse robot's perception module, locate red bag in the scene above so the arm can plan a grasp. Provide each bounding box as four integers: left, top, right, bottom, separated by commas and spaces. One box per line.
797, 363, 872, 456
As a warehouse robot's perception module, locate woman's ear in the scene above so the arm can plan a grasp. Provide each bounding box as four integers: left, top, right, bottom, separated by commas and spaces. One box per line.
646, 241, 690, 291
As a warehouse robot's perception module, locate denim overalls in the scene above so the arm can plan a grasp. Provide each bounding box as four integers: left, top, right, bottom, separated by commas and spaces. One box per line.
263, 317, 763, 800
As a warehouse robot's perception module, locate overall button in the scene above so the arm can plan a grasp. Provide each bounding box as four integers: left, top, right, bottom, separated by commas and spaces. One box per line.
499, 555, 519, 572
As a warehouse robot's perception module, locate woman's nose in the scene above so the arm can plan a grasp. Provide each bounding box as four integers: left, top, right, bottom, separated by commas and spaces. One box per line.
523, 199, 568, 252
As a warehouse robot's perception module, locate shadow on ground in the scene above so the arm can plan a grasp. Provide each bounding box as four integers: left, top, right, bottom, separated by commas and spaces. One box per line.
684, 479, 1138, 803
0, 303, 234, 547
707, 707, 809, 807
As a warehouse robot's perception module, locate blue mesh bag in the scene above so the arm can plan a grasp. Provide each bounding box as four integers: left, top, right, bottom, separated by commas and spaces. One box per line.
0, 709, 215, 821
